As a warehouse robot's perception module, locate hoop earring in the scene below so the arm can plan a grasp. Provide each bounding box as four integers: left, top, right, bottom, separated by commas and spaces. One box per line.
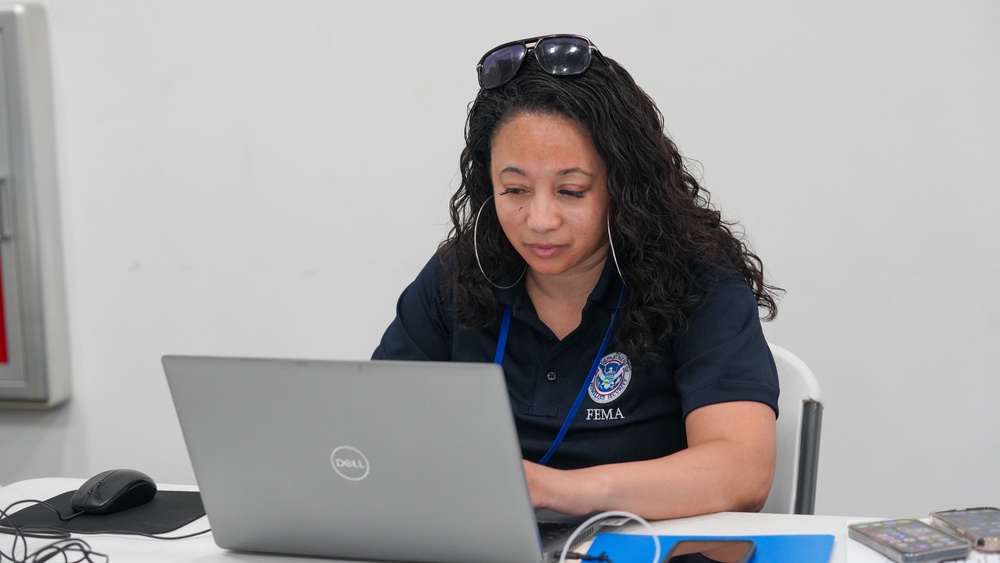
607, 213, 627, 286
474, 196, 525, 290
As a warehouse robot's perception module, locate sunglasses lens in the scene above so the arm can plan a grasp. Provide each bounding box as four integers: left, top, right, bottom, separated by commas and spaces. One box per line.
534, 36, 592, 76
479, 44, 527, 89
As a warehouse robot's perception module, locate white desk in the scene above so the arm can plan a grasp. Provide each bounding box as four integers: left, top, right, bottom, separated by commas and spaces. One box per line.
1, 477, 858, 562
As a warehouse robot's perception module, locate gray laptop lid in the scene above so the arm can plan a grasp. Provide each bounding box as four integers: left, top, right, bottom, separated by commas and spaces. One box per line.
163, 356, 545, 563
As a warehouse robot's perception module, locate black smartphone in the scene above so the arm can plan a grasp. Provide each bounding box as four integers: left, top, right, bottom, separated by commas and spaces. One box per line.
849, 518, 971, 562
661, 539, 755, 563
930, 507, 1000, 552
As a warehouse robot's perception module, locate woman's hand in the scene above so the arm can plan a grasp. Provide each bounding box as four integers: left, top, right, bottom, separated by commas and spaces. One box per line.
522, 460, 599, 516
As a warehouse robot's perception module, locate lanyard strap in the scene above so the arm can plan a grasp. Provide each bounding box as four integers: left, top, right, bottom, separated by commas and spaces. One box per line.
494, 286, 625, 466
494, 305, 514, 365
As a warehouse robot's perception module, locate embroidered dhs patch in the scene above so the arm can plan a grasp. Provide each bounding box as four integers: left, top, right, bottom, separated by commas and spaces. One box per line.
588, 352, 631, 404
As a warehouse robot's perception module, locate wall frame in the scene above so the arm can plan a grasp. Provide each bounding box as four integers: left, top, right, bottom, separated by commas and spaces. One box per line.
0, 2, 69, 408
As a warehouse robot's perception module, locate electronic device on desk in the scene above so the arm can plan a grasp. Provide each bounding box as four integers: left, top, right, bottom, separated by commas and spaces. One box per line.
587, 533, 834, 563
661, 539, 755, 563
929, 507, 1000, 553
70, 469, 158, 515
848, 518, 972, 562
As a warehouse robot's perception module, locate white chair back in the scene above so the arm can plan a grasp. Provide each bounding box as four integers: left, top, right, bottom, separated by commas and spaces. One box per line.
761, 344, 823, 514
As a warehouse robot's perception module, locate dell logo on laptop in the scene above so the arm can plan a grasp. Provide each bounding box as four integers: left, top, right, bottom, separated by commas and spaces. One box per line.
330, 446, 370, 481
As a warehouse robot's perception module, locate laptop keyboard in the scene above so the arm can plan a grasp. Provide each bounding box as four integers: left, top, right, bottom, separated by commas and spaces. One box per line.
538, 522, 578, 546
538, 520, 601, 557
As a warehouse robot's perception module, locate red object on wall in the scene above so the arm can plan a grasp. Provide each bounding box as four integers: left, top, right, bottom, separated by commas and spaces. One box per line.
0, 257, 7, 363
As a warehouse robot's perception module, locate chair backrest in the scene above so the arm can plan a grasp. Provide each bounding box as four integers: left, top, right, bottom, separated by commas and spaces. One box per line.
761, 343, 823, 515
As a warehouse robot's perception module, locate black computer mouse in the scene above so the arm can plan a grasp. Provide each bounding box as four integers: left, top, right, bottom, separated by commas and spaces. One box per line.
70, 469, 158, 515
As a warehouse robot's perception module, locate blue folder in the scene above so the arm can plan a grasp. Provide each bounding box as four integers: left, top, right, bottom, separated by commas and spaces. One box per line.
587, 533, 835, 563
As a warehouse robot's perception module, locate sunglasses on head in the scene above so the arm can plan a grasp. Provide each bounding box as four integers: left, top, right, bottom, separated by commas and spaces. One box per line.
476, 34, 606, 90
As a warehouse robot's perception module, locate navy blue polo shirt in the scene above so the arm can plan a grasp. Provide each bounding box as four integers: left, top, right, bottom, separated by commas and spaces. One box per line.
372, 254, 779, 470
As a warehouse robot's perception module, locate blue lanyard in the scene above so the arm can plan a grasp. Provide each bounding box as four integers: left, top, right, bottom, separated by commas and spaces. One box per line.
494, 286, 625, 466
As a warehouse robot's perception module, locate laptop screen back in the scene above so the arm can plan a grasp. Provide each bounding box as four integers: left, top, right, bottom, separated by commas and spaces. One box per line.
163, 356, 545, 563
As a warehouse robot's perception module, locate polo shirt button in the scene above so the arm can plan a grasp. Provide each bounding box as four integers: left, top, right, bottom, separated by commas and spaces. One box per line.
546, 371, 557, 381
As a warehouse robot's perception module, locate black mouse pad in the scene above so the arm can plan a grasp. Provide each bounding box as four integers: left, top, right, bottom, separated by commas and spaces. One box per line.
0, 490, 206, 535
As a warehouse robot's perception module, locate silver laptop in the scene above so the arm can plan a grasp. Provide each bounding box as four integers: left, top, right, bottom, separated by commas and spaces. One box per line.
162, 356, 602, 563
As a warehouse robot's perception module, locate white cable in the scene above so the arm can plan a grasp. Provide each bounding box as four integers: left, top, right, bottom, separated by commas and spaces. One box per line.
557, 510, 661, 563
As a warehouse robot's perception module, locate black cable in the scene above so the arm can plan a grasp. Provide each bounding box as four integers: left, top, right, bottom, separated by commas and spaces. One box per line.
1, 500, 101, 563
0, 500, 75, 539
565, 552, 613, 563
26, 539, 108, 563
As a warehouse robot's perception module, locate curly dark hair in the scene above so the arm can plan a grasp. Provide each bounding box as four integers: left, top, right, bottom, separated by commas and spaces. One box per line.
441, 51, 781, 361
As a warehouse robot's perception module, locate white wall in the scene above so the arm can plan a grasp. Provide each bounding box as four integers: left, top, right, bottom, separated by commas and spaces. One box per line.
1, 0, 997, 519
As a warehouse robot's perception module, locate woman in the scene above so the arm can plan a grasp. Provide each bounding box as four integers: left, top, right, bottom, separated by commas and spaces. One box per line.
373, 35, 781, 521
